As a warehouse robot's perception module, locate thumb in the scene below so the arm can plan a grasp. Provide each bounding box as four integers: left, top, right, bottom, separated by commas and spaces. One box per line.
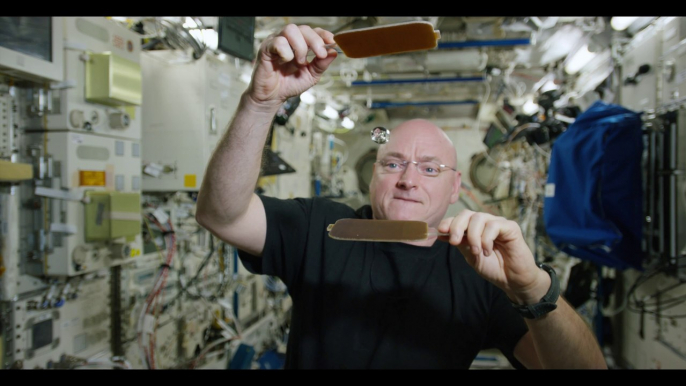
436, 235, 451, 243
309, 49, 338, 76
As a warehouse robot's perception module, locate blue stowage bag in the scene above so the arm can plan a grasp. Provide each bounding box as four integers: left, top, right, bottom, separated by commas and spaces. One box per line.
543, 100, 644, 271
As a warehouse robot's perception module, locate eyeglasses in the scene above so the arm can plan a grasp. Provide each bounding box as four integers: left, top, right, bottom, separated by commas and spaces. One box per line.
376, 157, 456, 177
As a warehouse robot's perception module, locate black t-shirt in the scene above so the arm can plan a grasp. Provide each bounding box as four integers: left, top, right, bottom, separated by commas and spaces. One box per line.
238, 195, 529, 369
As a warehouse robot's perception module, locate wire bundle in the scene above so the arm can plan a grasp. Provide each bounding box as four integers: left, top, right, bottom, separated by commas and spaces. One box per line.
137, 212, 176, 369
624, 263, 686, 319
176, 238, 232, 303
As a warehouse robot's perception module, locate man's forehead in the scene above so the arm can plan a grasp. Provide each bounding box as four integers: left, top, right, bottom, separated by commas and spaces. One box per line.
380, 136, 454, 158
379, 120, 456, 161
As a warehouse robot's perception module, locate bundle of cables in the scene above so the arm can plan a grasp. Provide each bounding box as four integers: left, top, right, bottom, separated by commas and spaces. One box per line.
49, 354, 132, 369
625, 264, 686, 320
189, 332, 240, 369
186, 296, 243, 369
137, 211, 176, 369
167, 236, 233, 305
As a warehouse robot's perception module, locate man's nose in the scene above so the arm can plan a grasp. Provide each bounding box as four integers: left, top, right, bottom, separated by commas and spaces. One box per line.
396, 164, 419, 189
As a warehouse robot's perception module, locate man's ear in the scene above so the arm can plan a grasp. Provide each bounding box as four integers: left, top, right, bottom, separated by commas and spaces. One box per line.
450, 171, 461, 204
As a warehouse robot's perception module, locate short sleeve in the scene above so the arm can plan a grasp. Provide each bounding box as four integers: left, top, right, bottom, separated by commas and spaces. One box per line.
237, 195, 312, 289
481, 287, 530, 369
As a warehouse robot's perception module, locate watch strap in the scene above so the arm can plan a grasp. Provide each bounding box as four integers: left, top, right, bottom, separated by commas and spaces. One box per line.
512, 264, 560, 319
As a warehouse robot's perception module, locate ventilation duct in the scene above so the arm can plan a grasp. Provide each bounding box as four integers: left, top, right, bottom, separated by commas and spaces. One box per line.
425, 50, 488, 72
366, 49, 488, 74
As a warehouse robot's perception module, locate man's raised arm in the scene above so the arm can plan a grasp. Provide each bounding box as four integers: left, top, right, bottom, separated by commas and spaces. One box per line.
195, 24, 338, 256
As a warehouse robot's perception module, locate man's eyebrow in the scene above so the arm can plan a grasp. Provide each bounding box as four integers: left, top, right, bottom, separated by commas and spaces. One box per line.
382, 152, 444, 163
417, 155, 442, 163
382, 152, 407, 159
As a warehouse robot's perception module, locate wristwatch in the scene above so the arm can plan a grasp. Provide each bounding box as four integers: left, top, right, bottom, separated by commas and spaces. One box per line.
511, 264, 560, 319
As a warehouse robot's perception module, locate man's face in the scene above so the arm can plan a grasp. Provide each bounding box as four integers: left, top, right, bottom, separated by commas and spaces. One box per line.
369, 119, 461, 227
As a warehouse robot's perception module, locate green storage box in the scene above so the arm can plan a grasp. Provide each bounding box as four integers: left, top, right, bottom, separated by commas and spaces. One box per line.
86, 52, 142, 106
85, 191, 141, 241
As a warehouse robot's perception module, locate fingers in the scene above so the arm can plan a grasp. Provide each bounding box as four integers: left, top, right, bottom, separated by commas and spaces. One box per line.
311, 27, 335, 58
437, 218, 453, 234
308, 27, 337, 73
264, 24, 334, 65
314, 27, 335, 44
439, 213, 469, 246
289, 25, 314, 65
443, 211, 536, 290
481, 220, 502, 257
463, 212, 488, 256
282, 24, 309, 64
267, 35, 295, 63
443, 211, 518, 257
251, 24, 336, 107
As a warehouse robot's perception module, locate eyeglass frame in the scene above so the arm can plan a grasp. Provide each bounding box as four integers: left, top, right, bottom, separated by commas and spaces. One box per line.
375, 157, 457, 177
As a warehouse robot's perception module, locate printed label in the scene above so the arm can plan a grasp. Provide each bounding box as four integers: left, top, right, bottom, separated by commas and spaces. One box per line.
184, 174, 197, 188
152, 208, 169, 224
545, 183, 555, 198
676, 69, 686, 85
113, 35, 124, 50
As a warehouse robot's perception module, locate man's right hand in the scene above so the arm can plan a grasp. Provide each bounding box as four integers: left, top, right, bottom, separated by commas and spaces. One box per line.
247, 24, 338, 110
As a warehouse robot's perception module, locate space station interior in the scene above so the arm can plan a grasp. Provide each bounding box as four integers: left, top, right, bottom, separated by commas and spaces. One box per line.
0, 16, 685, 369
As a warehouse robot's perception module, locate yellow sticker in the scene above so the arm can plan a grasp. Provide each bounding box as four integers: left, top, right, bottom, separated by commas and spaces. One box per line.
124, 106, 136, 120
258, 176, 276, 187
130, 248, 140, 257
80, 170, 106, 186
184, 174, 196, 188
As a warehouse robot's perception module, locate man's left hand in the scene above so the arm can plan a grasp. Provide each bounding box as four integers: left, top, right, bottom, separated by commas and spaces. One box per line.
437, 210, 550, 304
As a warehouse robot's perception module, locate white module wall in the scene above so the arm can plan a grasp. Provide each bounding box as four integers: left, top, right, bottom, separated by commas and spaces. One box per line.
661, 17, 686, 108
26, 17, 142, 141
619, 21, 662, 112
140, 50, 248, 192
272, 104, 315, 200
2, 275, 111, 369
22, 131, 142, 277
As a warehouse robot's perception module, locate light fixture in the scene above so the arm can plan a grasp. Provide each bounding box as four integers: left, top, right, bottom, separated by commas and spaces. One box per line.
323, 105, 339, 120
573, 49, 613, 96
532, 73, 557, 93
341, 117, 355, 129
300, 91, 315, 105
188, 28, 218, 51
183, 17, 198, 29
610, 17, 639, 31
539, 25, 584, 66
565, 44, 597, 75
522, 97, 539, 115
626, 17, 657, 35
203, 29, 218, 51
539, 79, 559, 93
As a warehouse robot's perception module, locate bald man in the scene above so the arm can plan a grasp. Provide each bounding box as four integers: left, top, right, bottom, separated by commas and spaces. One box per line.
196, 24, 607, 369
